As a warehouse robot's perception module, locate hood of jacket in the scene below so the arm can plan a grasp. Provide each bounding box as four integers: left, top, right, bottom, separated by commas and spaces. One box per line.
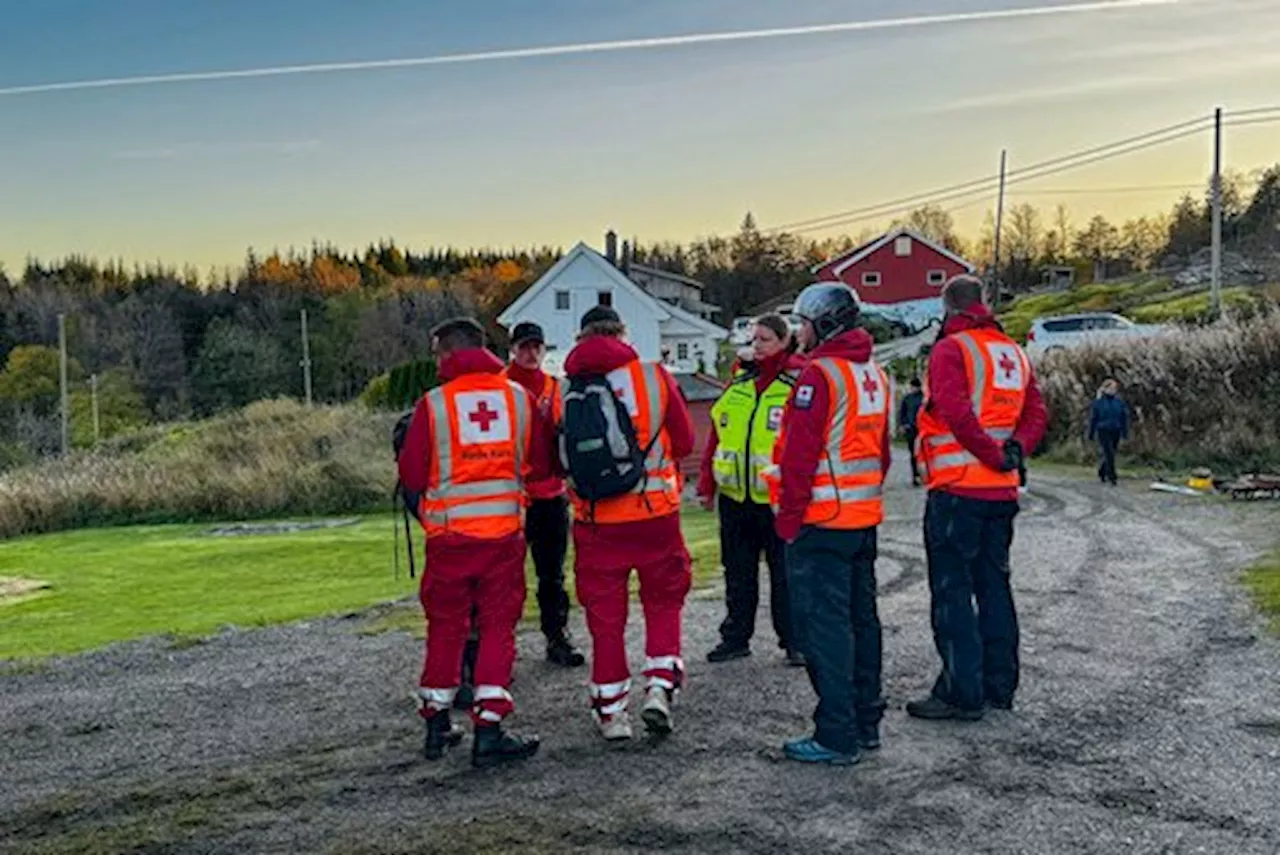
940, 302, 1004, 338
806, 328, 875, 364
438, 347, 506, 382
564, 334, 639, 376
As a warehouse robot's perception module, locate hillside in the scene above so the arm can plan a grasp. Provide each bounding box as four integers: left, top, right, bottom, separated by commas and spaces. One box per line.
997, 277, 1279, 342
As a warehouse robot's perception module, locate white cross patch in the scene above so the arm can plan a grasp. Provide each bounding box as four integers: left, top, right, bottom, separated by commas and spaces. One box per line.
854, 364, 887, 415
455, 391, 512, 445
605, 366, 639, 417
987, 343, 1025, 391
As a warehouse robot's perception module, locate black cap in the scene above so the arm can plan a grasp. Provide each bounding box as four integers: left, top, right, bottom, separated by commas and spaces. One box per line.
511, 321, 544, 346
580, 305, 621, 330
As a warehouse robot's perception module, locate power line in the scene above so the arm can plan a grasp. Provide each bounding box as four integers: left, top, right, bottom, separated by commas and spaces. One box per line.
1006, 183, 1202, 196
775, 113, 1280, 236
767, 114, 1213, 233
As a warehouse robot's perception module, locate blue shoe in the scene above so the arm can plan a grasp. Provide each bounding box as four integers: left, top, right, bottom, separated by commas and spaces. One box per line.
783, 737, 858, 766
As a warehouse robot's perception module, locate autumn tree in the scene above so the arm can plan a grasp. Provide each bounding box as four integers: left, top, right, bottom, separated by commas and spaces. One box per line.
1074, 216, 1121, 281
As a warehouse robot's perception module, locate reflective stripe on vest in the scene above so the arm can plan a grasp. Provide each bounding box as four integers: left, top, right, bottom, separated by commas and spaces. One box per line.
420, 376, 530, 539
564, 359, 682, 524
708, 369, 795, 504
915, 329, 1030, 491
786, 357, 888, 530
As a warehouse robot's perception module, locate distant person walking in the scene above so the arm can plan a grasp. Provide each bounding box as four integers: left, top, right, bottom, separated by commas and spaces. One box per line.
1089, 378, 1129, 486
898, 377, 925, 487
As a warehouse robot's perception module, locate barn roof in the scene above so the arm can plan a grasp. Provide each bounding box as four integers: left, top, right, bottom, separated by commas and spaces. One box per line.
811, 227, 976, 277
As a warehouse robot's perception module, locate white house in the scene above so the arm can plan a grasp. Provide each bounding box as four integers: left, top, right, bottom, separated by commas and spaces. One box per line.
497, 235, 728, 377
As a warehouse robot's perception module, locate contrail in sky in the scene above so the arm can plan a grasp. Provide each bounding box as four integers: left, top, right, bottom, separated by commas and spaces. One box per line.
0, 0, 1176, 98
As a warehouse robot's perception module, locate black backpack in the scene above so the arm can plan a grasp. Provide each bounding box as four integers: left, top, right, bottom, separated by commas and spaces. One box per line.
559, 372, 664, 516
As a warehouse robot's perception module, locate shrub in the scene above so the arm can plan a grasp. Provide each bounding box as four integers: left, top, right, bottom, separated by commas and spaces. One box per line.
1036, 311, 1280, 470
0, 400, 399, 539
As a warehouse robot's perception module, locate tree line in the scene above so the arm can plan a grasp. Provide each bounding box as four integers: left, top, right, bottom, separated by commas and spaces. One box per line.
1, 163, 1276, 466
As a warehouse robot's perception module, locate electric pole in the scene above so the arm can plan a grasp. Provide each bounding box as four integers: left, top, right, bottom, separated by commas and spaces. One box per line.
58, 313, 69, 456
300, 309, 313, 407
990, 149, 1008, 310
91, 373, 101, 446
1210, 106, 1223, 319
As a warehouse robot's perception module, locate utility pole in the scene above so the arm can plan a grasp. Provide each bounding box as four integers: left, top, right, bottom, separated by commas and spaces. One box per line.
57, 313, 69, 455
300, 309, 313, 407
91, 373, 101, 446
990, 149, 1008, 310
1210, 106, 1223, 319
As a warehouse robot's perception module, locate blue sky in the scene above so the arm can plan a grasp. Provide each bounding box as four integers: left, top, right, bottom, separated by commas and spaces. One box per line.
1, 0, 1277, 273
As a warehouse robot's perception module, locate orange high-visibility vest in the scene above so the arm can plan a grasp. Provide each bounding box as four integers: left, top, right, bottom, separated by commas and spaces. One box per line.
562, 359, 682, 524
502, 367, 565, 500
419, 373, 532, 540
768, 357, 888, 530
915, 327, 1030, 491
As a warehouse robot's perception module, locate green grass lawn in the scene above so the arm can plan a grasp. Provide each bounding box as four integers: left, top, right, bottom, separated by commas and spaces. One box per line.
0, 510, 721, 660
1244, 551, 1280, 635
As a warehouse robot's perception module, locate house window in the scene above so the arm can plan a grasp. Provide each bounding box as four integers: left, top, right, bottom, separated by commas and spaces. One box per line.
597, 291, 612, 307
894, 236, 912, 256
554, 290, 570, 311
928, 270, 947, 286
677, 342, 689, 360
862, 271, 882, 287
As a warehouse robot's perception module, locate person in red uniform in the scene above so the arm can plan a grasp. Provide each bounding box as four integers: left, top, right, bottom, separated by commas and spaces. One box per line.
769, 283, 893, 765
397, 317, 552, 768
502, 321, 585, 668
906, 275, 1049, 720
562, 305, 695, 741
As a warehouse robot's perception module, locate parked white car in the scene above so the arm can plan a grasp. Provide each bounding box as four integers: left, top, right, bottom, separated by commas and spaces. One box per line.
729, 317, 754, 345
1024, 312, 1170, 357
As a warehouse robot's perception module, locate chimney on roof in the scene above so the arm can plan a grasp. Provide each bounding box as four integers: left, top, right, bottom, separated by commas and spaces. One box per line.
605, 230, 618, 266
621, 240, 632, 276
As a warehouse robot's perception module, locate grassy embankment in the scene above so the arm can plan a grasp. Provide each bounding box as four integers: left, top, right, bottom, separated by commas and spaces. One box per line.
0, 398, 722, 660
1244, 552, 1280, 634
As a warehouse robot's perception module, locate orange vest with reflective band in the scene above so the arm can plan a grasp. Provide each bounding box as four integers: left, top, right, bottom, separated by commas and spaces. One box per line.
915, 328, 1030, 492
501, 367, 565, 500
768, 357, 888, 530
562, 359, 682, 524
419, 373, 532, 540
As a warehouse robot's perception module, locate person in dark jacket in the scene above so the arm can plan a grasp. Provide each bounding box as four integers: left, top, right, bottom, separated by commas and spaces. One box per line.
1088, 378, 1129, 486
898, 378, 924, 486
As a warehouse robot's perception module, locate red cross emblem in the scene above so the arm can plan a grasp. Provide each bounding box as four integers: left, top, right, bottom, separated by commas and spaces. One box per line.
998, 353, 1018, 380
468, 401, 500, 432
862, 374, 879, 401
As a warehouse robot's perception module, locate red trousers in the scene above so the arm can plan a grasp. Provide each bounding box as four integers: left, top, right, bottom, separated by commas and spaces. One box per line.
417, 532, 526, 725
573, 513, 692, 715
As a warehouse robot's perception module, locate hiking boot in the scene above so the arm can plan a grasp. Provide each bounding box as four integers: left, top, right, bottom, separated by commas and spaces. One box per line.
453, 683, 475, 711
906, 696, 984, 722
707, 642, 751, 664
641, 686, 674, 736
423, 712, 465, 761
594, 710, 634, 742
783, 737, 858, 766
471, 724, 540, 769
546, 634, 586, 668
986, 697, 1014, 711
785, 649, 807, 668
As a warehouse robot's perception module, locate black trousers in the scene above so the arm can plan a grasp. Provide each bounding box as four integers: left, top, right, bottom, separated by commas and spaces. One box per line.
526, 495, 571, 640
1096, 430, 1121, 484
786, 526, 884, 756
904, 427, 920, 484
924, 492, 1020, 711
718, 495, 791, 651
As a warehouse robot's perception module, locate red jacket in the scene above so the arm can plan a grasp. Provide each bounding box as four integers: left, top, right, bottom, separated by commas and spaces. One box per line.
925, 305, 1049, 502
774, 329, 892, 543
563, 334, 694, 564
397, 348, 555, 545
503, 362, 566, 500
697, 349, 806, 500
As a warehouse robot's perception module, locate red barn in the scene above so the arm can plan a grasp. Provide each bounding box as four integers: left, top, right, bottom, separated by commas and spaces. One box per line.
812, 228, 975, 307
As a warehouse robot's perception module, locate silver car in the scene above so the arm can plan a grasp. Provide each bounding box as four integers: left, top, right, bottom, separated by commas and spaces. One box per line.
1024, 312, 1170, 357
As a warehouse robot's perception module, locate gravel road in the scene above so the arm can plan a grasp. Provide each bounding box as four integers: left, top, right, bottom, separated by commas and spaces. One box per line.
2, 457, 1278, 854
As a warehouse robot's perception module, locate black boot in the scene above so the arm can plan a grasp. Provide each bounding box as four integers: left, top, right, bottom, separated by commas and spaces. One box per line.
707, 641, 751, 663
905, 695, 984, 721
546, 633, 585, 668
423, 712, 465, 761
471, 724, 540, 769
